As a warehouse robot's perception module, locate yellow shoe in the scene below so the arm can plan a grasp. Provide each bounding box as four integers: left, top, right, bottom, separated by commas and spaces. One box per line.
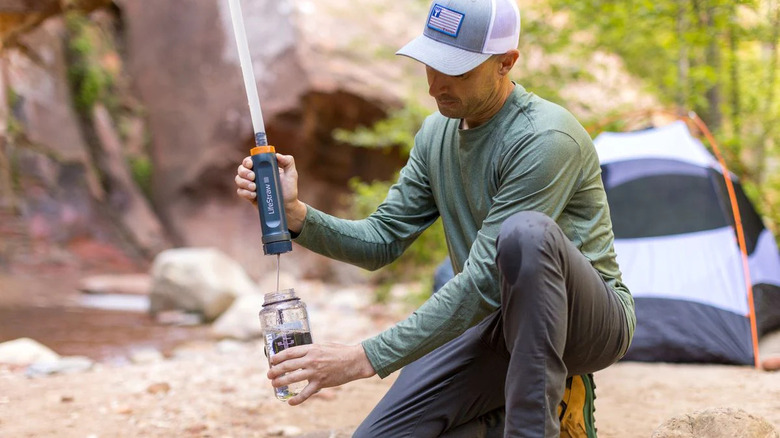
558, 374, 597, 438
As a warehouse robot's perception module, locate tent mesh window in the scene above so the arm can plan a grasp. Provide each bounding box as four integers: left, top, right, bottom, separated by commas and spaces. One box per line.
601, 160, 728, 238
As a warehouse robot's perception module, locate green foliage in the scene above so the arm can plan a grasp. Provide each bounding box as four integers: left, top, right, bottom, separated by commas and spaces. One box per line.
333, 104, 429, 155
547, 0, 780, 244
4, 87, 23, 139
4, 87, 23, 194
129, 156, 153, 199
65, 12, 115, 112
337, 105, 447, 304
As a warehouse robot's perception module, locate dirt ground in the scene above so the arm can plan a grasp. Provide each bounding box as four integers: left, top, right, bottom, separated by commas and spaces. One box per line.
1, 266, 779, 437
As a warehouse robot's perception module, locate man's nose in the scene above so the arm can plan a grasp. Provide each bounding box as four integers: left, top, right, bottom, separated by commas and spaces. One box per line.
428, 70, 448, 95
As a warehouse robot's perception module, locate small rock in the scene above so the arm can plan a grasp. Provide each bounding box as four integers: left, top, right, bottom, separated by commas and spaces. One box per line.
113, 405, 133, 415
185, 424, 208, 434
26, 356, 94, 377
652, 407, 779, 438
60, 395, 75, 403
216, 339, 245, 354
154, 310, 204, 326
267, 425, 303, 436
759, 330, 780, 371
761, 355, 780, 371
0, 338, 60, 365
146, 382, 171, 395
130, 348, 164, 364
219, 386, 236, 394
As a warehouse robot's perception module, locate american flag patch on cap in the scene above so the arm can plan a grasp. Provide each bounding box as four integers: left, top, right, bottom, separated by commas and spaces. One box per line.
427, 4, 464, 37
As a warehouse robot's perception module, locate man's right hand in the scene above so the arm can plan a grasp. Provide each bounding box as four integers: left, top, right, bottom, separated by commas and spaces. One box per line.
235, 153, 307, 233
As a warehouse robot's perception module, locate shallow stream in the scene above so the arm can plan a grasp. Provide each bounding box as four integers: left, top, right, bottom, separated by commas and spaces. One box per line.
0, 301, 213, 364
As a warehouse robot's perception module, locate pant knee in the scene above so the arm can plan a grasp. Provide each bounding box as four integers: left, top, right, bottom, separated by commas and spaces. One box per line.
497, 211, 557, 260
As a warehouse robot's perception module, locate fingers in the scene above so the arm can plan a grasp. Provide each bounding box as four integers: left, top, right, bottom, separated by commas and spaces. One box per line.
276, 153, 297, 175
265, 343, 367, 406
237, 158, 255, 182
269, 365, 309, 388
267, 346, 311, 380
287, 381, 319, 406
235, 157, 257, 201
234, 173, 256, 191
268, 344, 310, 367
276, 153, 293, 167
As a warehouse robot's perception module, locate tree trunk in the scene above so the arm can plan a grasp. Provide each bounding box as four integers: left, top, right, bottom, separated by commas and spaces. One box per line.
728, 11, 741, 138
703, 3, 722, 131
676, 2, 690, 108
756, 0, 780, 183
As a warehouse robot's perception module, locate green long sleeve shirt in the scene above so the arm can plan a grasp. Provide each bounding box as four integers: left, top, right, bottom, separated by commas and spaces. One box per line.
294, 85, 636, 378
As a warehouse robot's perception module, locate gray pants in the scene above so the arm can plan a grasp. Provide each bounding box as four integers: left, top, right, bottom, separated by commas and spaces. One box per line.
354, 211, 631, 438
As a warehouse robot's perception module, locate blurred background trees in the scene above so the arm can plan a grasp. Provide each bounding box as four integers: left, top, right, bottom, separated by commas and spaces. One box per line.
544, 0, 780, 237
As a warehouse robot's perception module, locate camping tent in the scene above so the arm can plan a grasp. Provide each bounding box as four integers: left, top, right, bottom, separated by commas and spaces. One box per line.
593, 120, 780, 365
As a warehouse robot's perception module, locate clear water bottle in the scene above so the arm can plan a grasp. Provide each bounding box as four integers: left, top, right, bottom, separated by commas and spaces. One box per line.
259, 288, 313, 401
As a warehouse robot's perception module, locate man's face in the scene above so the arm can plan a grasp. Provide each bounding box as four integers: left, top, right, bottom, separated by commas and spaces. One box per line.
425, 57, 503, 121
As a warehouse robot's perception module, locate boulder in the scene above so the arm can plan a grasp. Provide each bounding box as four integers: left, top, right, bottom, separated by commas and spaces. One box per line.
652, 407, 779, 438
211, 293, 264, 341
149, 247, 258, 321
0, 338, 59, 365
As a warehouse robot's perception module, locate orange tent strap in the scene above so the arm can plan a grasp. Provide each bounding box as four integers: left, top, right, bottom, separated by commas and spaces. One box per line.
686, 112, 761, 369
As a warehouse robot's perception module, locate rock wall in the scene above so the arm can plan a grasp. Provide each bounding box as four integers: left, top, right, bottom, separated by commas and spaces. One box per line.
0, 1, 420, 278
1, 9, 170, 268
114, 0, 422, 280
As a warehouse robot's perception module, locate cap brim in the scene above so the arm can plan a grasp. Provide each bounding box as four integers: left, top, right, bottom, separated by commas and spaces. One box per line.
396, 34, 491, 76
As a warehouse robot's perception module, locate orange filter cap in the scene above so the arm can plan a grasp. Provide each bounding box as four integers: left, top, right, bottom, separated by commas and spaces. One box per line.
251, 145, 276, 155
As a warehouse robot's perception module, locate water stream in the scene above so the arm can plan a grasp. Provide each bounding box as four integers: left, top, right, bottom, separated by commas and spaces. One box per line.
0, 302, 212, 364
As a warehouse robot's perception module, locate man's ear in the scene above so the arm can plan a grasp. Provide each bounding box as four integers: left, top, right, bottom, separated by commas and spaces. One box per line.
498, 50, 520, 76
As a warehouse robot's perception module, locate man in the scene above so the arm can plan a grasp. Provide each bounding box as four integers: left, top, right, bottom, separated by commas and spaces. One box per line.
235, 0, 635, 436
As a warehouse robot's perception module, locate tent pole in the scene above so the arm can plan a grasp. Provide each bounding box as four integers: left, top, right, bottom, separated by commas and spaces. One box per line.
687, 112, 761, 369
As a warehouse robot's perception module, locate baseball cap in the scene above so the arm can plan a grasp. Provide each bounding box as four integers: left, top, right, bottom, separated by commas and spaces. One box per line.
397, 0, 521, 76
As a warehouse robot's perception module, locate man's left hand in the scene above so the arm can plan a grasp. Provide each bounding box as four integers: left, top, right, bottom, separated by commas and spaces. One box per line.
267, 343, 377, 405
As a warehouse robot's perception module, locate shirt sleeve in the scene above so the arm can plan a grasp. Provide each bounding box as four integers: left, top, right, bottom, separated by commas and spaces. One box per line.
361, 129, 586, 377
294, 130, 440, 271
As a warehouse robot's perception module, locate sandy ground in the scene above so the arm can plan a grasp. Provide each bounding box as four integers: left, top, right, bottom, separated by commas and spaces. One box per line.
0, 268, 779, 437
1, 346, 779, 437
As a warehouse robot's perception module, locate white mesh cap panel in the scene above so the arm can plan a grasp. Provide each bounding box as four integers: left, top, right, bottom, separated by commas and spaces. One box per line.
483, 0, 521, 53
